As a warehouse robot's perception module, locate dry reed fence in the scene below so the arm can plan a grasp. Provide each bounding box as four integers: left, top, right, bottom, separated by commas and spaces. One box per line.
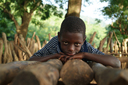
0, 32, 128, 69
91, 32, 128, 69
0, 32, 52, 64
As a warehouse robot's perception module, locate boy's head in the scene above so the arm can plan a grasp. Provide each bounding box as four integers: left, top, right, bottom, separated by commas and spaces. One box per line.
58, 16, 86, 56
59, 16, 86, 37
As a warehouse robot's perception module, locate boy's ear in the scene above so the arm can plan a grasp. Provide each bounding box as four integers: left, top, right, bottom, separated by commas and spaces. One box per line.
83, 35, 86, 41
58, 32, 60, 42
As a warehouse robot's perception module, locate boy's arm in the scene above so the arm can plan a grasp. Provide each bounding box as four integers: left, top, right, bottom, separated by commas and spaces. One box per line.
83, 52, 121, 68
29, 53, 61, 62
70, 52, 121, 68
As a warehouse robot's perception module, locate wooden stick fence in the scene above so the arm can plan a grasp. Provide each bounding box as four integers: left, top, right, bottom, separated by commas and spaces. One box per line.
89, 31, 128, 69
0, 32, 52, 64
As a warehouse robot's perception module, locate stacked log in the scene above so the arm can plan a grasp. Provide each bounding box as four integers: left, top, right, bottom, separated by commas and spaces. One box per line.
0, 61, 41, 85
60, 59, 94, 85
91, 62, 128, 85
11, 59, 63, 85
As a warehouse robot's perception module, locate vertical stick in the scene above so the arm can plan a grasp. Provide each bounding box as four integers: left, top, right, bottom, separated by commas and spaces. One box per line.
35, 35, 41, 50
2, 32, 8, 63
104, 32, 113, 53
89, 32, 96, 45
0, 38, 3, 64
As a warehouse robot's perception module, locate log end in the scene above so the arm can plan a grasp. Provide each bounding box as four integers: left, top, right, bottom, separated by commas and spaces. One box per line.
60, 59, 94, 85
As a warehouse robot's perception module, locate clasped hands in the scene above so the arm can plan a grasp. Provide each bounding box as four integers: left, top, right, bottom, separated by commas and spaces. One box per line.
58, 52, 84, 64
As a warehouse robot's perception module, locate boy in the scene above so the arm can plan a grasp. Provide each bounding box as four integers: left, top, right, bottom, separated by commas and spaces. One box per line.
29, 16, 120, 68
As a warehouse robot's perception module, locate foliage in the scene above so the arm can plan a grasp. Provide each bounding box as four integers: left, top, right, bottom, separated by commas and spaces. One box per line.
0, 0, 63, 19
0, 9, 16, 40
100, 0, 128, 38
27, 15, 64, 44
0, 0, 64, 39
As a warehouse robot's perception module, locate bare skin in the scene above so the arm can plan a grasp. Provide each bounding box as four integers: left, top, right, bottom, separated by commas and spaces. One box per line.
29, 32, 121, 68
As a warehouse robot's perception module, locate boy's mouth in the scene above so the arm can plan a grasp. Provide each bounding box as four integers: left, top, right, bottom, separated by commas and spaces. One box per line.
66, 53, 75, 56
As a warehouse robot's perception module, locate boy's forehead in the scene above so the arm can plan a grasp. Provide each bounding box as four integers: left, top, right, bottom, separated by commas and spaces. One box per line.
60, 32, 84, 39
60, 31, 84, 36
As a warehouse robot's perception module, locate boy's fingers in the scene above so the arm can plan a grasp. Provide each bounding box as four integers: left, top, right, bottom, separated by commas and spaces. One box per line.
59, 52, 64, 55
65, 56, 70, 61
59, 55, 65, 60
69, 56, 76, 60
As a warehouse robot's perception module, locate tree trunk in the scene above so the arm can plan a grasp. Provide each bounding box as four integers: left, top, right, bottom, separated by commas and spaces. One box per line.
16, 12, 33, 39
65, 0, 82, 18
60, 59, 94, 85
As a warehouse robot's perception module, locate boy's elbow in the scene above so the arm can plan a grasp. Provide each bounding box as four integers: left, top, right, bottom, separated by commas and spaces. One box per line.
28, 56, 34, 61
113, 59, 121, 68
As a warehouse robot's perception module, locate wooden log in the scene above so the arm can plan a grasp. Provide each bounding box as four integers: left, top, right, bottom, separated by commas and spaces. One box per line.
0, 38, 3, 64
0, 61, 41, 85
60, 59, 94, 85
91, 62, 128, 85
118, 57, 128, 63
11, 59, 63, 85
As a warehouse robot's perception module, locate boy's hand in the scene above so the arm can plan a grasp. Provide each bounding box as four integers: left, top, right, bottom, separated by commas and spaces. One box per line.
58, 52, 85, 64
58, 52, 70, 64
69, 52, 84, 60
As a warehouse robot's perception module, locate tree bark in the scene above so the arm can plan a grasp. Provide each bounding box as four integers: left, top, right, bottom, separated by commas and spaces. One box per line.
16, 12, 33, 39
65, 0, 82, 18
60, 59, 94, 85
11, 59, 63, 85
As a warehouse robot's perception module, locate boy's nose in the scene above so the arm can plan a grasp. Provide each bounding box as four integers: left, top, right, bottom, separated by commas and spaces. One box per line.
68, 45, 75, 52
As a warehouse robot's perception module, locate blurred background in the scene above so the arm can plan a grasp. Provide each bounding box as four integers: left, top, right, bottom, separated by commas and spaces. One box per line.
0, 0, 128, 65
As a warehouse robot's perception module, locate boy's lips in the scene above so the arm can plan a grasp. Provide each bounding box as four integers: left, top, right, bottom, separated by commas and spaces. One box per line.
66, 53, 75, 56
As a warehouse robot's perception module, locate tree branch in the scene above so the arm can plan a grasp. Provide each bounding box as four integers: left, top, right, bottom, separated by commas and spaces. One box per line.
30, 1, 41, 13
0, 6, 20, 30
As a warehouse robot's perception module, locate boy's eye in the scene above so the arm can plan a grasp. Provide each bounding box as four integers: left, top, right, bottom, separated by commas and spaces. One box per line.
75, 43, 80, 46
63, 42, 68, 45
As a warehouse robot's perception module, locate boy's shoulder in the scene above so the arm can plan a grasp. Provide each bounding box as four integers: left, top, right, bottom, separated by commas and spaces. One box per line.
46, 36, 58, 47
